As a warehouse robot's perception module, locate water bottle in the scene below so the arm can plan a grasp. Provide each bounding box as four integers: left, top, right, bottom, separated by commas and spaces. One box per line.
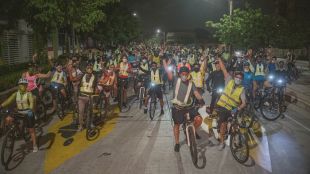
212, 118, 219, 139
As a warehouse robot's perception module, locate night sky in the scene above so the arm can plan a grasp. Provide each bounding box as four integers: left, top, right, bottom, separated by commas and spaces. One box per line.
122, 0, 274, 32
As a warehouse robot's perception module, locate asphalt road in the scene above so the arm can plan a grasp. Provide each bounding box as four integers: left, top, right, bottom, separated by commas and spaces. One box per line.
0, 87, 309, 174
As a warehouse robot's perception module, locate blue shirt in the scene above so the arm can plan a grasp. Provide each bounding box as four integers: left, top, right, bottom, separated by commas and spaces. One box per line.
268, 63, 276, 74
242, 71, 254, 89
128, 55, 136, 63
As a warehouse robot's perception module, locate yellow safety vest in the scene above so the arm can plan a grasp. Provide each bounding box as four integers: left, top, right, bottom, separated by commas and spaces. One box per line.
51, 71, 65, 84
255, 64, 265, 76
190, 71, 203, 88
93, 61, 100, 72
80, 74, 95, 93
139, 63, 149, 74
16, 91, 30, 110
119, 62, 128, 76
217, 80, 243, 110
108, 59, 118, 67
153, 56, 160, 65
104, 74, 115, 86
151, 69, 162, 85
189, 56, 195, 65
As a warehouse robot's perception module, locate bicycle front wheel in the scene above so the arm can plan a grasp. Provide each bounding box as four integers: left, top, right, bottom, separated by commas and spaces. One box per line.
1, 128, 15, 166
260, 98, 281, 121
149, 95, 156, 120
230, 131, 249, 164
139, 87, 145, 109
188, 126, 198, 165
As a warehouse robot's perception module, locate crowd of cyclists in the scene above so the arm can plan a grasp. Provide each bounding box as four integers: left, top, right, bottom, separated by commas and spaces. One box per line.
0, 42, 300, 157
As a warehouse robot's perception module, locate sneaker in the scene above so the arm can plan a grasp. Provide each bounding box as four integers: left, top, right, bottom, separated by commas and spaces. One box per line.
33, 146, 38, 153
174, 144, 180, 152
160, 109, 164, 115
217, 143, 225, 151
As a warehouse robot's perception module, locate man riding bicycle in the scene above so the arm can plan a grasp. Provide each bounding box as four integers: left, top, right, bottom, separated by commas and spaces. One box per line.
171, 67, 205, 152
216, 58, 246, 150
144, 62, 164, 115
77, 64, 98, 131
116, 55, 132, 107
0, 78, 38, 152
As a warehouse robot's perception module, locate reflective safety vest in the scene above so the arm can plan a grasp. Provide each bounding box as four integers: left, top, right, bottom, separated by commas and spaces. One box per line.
153, 56, 160, 65
217, 80, 243, 111
51, 71, 65, 84
189, 55, 195, 65
16, 91, 30, 110
103, 74, 115, 86
171, 78, 193, 107
93, 61, 100, 72
80, 74, 95, 93
190, 71, 203, 88
108, 59, 118, 67
151, 69, 162, 85
119, 62, 129, 77
139, 63, 149, 74
255, 64, 265, 76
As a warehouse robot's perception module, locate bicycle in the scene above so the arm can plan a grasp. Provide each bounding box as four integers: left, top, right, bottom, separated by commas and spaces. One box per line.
237, 88, 255, 129
178, 106, 199, 166
1, 111, 31, 167
136, 75, 148, 109
117, 78, 130, 113
148, 83, 158, 120
226, 111, 249, 164
79, 94, 100, 141
260, 78, 287, 121
52, 86, 66, 120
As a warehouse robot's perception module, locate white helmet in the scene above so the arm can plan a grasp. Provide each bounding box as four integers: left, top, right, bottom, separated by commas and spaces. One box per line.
18, 78, 28, 84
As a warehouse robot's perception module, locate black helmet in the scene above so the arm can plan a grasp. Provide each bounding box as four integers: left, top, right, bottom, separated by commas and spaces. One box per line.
179, 66, 189, 74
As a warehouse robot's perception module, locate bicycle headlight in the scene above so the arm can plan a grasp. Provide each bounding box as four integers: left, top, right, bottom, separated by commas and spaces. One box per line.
151, 83, 155, 87
217, 88, 223, 93
277, 79, 283, 84
168, 66, 173, 71
54, 86, 58, 89
268, 75, 274, 80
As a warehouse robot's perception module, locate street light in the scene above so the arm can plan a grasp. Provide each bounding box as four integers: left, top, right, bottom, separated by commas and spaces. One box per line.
156, 29, 161, 34
132, 12, 137, 17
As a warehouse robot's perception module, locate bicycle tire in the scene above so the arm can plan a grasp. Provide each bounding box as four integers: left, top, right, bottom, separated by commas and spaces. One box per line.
238, 109, 254, 129
260, 97, 281, 121
139, 87, 145, 109
149, 93, 156, 120
188, 126, 198, 165
230, 131, 249, 164
42, 89, 53, 107
36, 102, 47, 123
1, 128, 15, 166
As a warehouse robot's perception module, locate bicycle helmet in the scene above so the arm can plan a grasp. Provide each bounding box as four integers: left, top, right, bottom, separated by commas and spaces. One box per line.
179, 66, 190, 74
18, 78, 28, 84
234, 71, 244, 79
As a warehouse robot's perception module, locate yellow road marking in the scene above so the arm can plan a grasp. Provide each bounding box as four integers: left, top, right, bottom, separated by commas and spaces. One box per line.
44, 107, 119, 174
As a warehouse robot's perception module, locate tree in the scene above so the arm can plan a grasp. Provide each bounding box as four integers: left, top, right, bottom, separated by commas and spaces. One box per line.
92, 2, 142, 45
206, 8, 270, 49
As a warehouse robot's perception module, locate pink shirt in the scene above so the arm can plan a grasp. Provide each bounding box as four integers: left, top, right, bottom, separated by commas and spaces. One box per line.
26, 74, 38, 91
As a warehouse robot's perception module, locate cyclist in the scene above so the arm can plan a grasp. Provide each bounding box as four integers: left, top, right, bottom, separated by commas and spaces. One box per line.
206, 60, 225, 113
77, 64, 98, 131
0, 78, 38, 152
144, 62, 164, 115
177, 58, 191, 72
136, 56, 150, 94
171, 66, 205, 152
50, 62, 68, 109
97, 64, 117, 108
253, 56, 267, 98
152, 50, 161, 65
190, 63, 204, 95
242, 62, 255, 100
216, 58, 246, 150
116, 55, 132, 107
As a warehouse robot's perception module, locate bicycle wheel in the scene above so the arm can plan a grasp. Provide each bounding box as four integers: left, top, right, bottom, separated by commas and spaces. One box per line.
139, 87, 145, 109
36, 102, 47, 123
260, 96, 281, 121
149, 94, 156, 120
42, 89, 53, 107
230, 131, 249, 164
188, 126, 198, 165
56, 93, 65, 120
1, 128, 15, 165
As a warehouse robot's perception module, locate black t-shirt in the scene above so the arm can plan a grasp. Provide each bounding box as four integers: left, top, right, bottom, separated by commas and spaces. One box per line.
206, 70, 225, 90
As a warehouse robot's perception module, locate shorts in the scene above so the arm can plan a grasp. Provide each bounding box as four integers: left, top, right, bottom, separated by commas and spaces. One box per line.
148, 85, 163, 99
118, 78, 129, 89
171, 106, 199, 124
254, 75, 265, 82
216, 107, 231, 128
17, 110, 35, 128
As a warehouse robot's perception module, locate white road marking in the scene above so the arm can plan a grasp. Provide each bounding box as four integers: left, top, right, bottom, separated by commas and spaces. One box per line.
284, 113, 310, 132
250, 126, 272, 173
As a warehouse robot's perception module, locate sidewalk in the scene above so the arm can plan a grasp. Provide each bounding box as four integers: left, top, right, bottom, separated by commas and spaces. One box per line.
286, 71, 310, 109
